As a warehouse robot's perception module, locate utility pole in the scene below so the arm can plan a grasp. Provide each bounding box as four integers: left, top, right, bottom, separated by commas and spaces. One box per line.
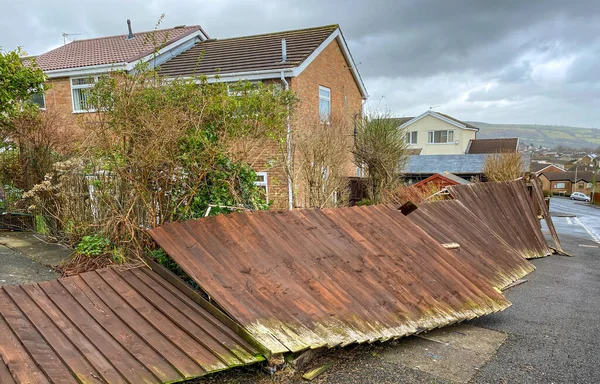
574, 164, 578, 195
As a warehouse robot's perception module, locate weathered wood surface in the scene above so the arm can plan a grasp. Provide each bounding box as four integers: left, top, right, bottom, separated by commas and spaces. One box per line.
150, 205, 511, 355
0, 267, 263, 383
448, 180, 553, 259
409, 199, 535, 290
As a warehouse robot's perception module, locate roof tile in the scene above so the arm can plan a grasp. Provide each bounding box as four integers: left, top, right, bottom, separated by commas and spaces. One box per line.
36, 26, 202, 71
157, 25, 338, 77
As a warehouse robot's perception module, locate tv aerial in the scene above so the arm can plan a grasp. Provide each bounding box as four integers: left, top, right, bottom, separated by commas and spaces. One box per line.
62, 32, 82, 45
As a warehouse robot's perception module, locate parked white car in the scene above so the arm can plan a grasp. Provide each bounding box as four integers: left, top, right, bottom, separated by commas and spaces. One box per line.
570, 192, 591, 202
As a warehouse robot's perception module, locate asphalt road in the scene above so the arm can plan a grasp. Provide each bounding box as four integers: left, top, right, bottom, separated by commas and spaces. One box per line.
470, 198, 600, 383
547, 197, 600, 244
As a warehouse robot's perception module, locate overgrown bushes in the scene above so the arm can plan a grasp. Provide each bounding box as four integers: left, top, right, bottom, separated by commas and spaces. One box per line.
24, 63, 295, 266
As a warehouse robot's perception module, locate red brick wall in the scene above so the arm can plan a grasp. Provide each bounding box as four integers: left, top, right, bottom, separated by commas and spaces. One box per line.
43, 77, 93, 143
290, 38, 363, 177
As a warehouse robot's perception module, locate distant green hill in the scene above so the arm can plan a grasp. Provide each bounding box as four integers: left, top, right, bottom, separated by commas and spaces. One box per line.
467, 122, 600, 149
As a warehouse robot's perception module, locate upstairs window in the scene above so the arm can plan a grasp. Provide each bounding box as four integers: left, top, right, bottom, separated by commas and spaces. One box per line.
319, 86, 330, 121
71, 77, 97, 113
427, 130, 454, 144
406, 131, 418, 144
254, 172, 268, 202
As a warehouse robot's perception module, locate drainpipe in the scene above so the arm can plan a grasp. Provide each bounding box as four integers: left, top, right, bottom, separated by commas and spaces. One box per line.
281, 71, 293, 210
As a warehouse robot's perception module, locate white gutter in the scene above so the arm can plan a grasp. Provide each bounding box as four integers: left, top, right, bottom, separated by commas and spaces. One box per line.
281, 71, 293, 211
45, 62, 127, 78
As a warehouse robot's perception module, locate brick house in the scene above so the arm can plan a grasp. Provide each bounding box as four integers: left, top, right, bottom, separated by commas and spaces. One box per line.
539, 171, 599, 196
33, 23, 367, 209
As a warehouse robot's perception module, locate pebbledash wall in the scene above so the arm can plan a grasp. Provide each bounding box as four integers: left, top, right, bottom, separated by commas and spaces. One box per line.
41, 38, 364, 210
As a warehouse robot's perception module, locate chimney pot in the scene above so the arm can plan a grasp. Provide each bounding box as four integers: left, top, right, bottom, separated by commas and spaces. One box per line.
282, 39, 287, 62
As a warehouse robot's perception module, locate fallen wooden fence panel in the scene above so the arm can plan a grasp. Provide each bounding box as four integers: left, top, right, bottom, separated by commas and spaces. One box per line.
407, 199, 536, 290
0, 267, 263, 383
150, 205, 511, 355
447, 180, 552, 259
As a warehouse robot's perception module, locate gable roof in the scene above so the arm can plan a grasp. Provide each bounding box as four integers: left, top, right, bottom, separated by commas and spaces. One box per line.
541, 171, 596, 182
157, 25, 368, 98
399, 111, 479, 131
37, 25, 207, 75
531, 162, 564, 173
466, 138, 519, 154
411, 173, 465, 189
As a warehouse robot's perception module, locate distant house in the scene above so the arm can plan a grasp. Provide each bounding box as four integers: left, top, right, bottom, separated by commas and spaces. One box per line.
465, 138, 519, 154
394, 111, 479, 155
33, 22, 367, 209
539, 171, 599, 196
565, 154, 599, 172
531, 162, 565, 175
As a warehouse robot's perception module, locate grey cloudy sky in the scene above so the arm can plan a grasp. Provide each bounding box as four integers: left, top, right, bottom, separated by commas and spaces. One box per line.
2, 0, 600, 127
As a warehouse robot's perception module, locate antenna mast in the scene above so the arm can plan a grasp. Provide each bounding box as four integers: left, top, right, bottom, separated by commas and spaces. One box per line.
62, 32, 81, 45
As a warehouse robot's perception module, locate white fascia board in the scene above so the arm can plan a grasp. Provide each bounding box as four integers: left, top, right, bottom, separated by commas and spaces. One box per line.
125, 30, 206, 71
399, 111, 433, 129
174, 68, 295, 84
45, 30, 205, 79
400, 110, 477, 131
292, 29, 368, 99
45, 63, 127, 78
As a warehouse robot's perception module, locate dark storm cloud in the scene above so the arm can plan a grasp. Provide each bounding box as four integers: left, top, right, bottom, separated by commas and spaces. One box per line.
1, 0, 600, 126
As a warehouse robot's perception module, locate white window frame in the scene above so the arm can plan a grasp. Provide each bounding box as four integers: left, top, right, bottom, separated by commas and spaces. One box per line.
319, 85, 331, 121
71, 76, 98, 113
427, 130, 455, 144
406, 131, 418, 144
555, 182, 566, 189
254, 171, 269, 202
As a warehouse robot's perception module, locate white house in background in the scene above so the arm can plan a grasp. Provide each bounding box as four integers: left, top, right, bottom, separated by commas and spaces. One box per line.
398, 110, 479, 155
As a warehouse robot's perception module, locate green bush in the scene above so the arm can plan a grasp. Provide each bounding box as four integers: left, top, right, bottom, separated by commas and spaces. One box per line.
75, 235, 111, 257
543, 190, 552, 197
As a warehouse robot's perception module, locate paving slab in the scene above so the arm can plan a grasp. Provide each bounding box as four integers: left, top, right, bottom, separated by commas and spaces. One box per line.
0, 231, 72, 266
0, 244, 58, 285
381, 324, 507, 383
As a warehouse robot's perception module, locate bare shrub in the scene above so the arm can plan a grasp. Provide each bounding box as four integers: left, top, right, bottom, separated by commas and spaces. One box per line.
385, 182, 447, 206
292, 114, 352, 207
353, 113, 410, 203
5, 110, 73, 190
483, 152, 526, 182
25, 64, 294, 265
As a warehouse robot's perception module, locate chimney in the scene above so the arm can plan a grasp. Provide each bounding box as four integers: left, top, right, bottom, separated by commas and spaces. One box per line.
126, 19, 135, 39
281, 39, 287, 62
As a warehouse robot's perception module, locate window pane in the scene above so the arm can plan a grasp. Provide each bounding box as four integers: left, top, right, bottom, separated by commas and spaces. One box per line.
319, 87, 330, 99
73, 88, 91, 111
412, 131, 417, 143
448, 131, 454, 142
72, 77, 95, 86
406, 132, 410, 143
428, 132, 433, 143
319, 99, 330, 120
30, 93, 45, 109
